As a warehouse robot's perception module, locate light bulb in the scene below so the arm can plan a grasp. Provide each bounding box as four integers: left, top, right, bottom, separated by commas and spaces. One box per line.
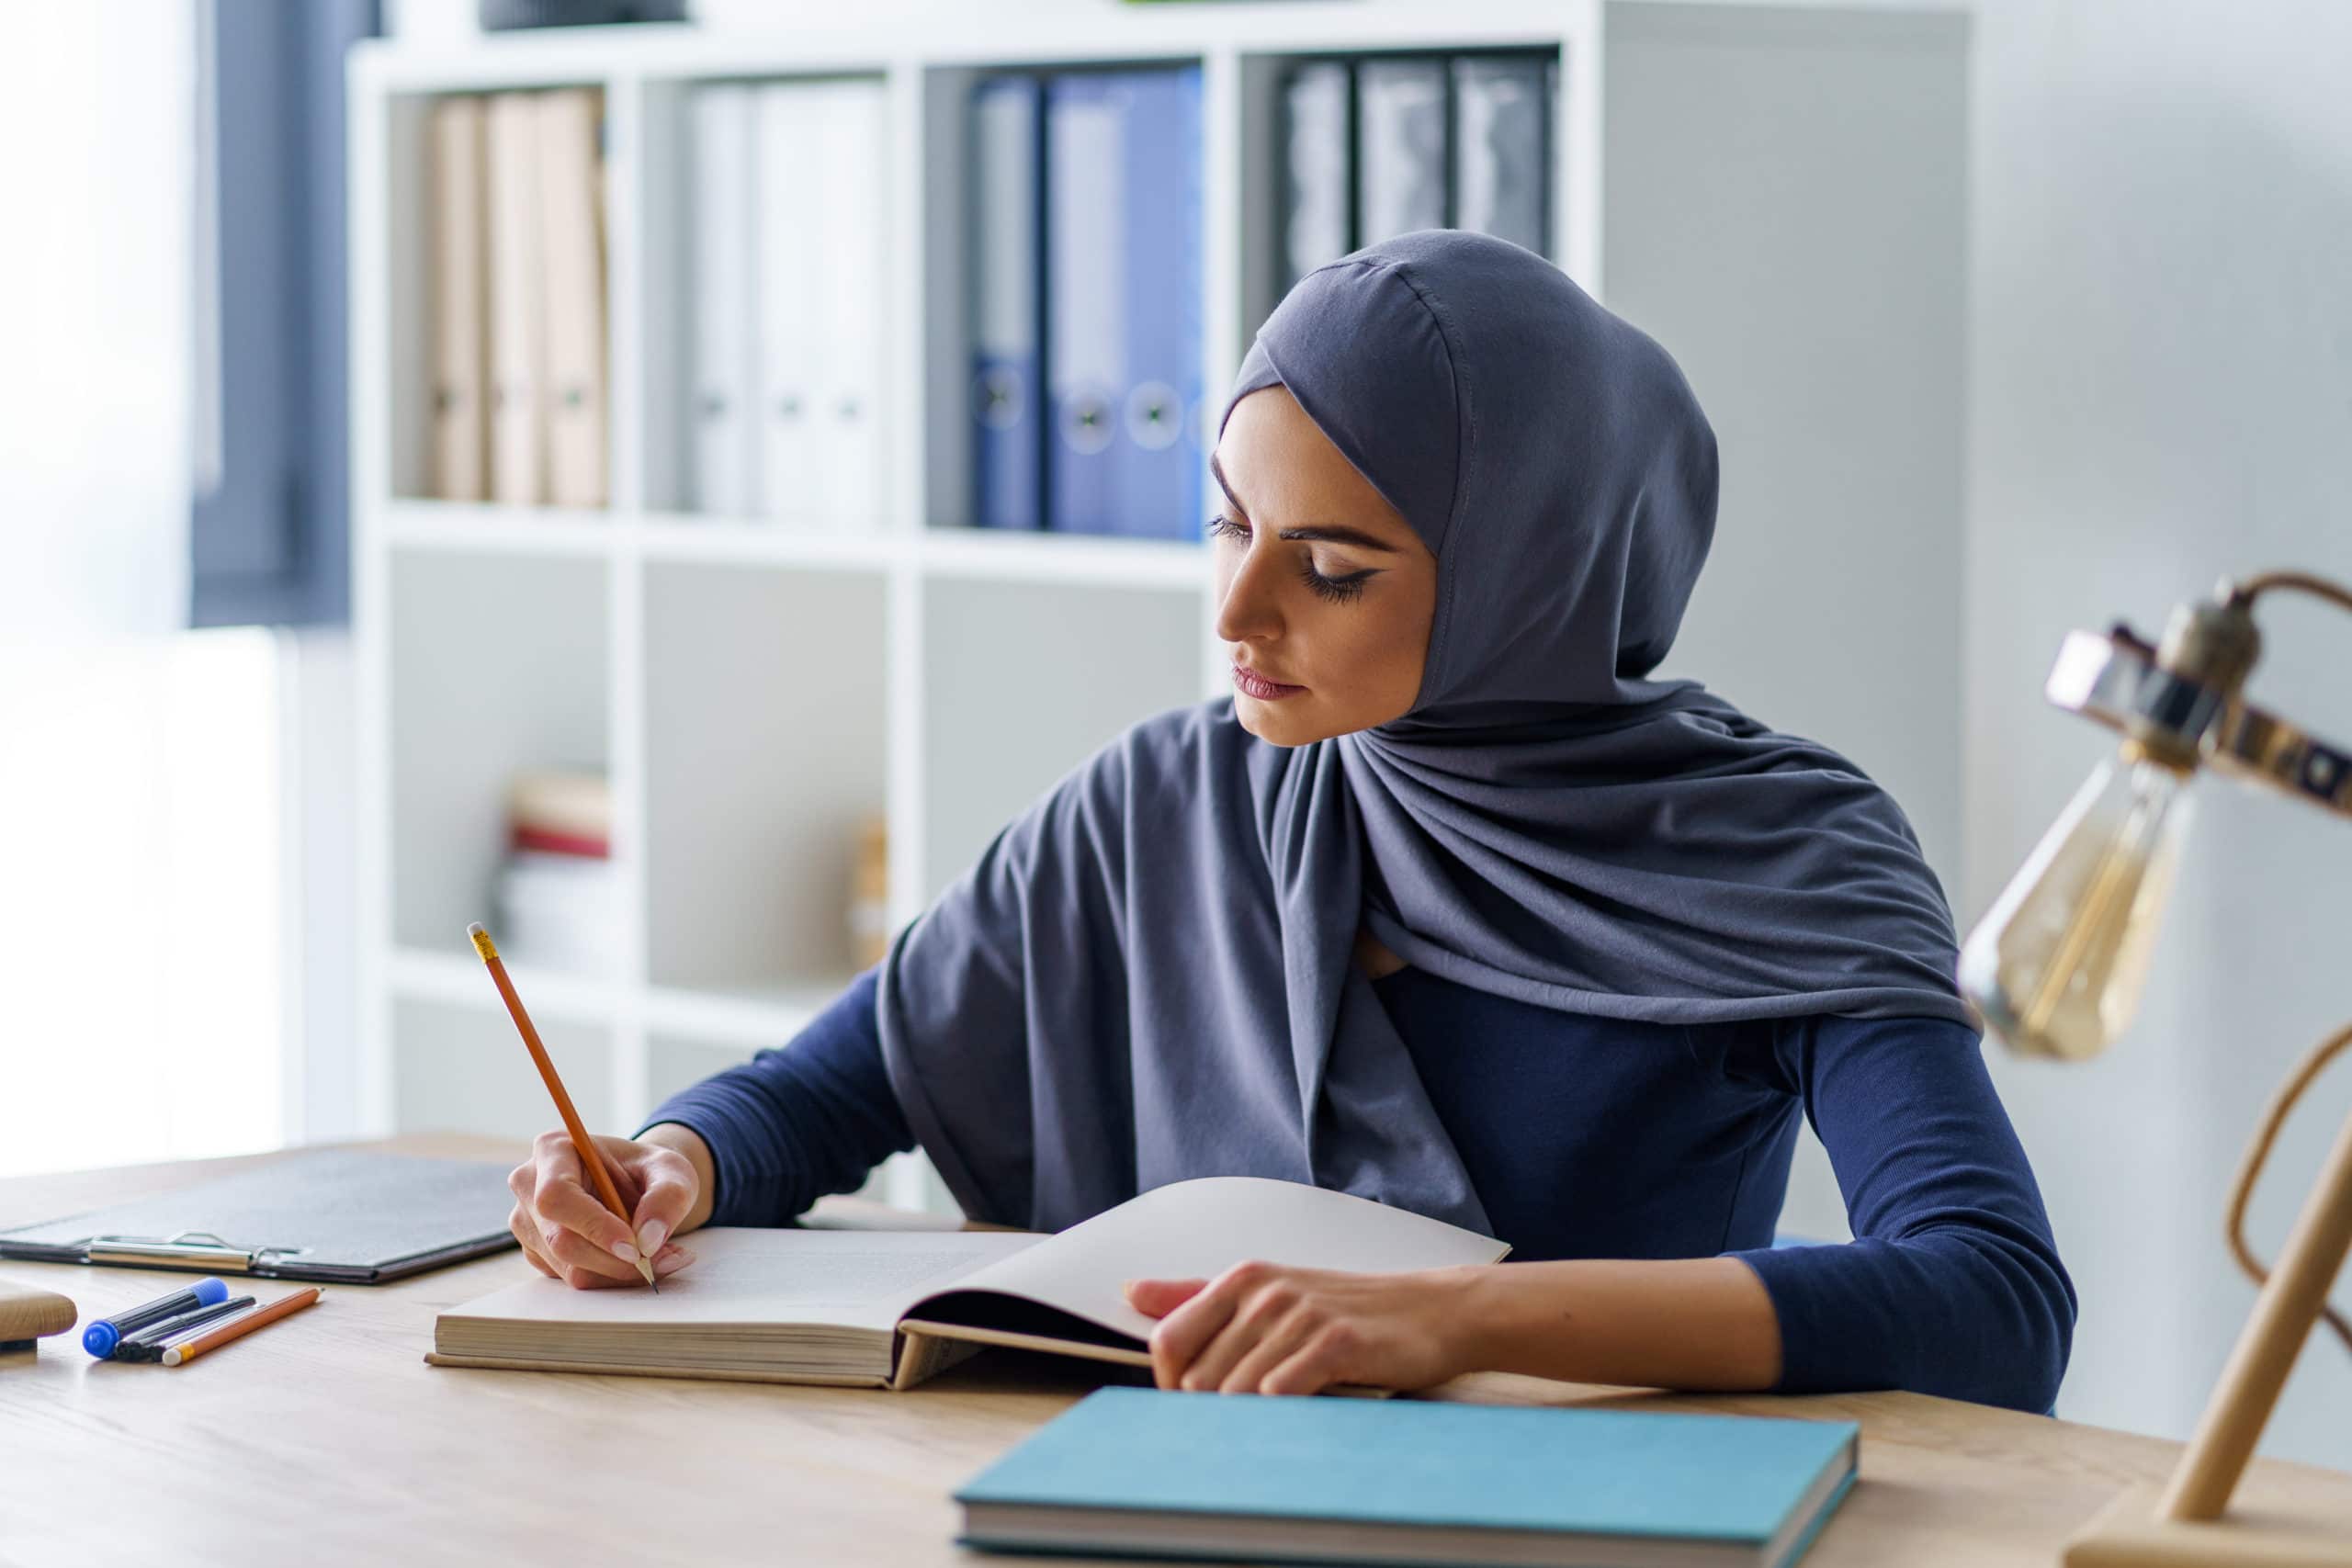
1959, 749, 2194, 1059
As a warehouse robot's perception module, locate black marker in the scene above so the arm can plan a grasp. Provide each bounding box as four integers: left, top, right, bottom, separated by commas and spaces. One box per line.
113, 1296, 255, 1363
82, 1278, 231, 1359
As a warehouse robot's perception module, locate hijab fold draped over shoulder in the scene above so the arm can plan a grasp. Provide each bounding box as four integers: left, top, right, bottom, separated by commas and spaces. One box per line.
877, 231, 1968, 1236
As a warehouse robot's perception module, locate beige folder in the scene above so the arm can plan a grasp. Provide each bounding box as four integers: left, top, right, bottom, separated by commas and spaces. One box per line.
426, 96, 489, 501
536, 88, 607, 508
484, 91, 546, 505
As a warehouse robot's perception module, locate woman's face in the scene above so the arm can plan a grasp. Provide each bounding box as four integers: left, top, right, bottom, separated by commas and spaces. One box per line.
1210, 387, 1439, 746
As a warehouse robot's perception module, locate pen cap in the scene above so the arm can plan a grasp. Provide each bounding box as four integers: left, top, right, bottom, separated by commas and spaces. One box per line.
81, 1276, 231, 1358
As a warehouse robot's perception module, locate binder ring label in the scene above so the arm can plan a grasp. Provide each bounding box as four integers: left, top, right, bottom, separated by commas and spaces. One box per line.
1125, 382, 1183, 452
1059, 389, 1117, 456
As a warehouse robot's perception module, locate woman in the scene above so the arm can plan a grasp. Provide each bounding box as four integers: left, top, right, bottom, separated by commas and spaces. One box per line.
508, 231, 2075, 1413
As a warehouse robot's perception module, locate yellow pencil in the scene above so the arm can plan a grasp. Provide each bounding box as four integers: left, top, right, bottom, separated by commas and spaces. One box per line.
161, 1288, 321, 1366
469, 921, 658, 1290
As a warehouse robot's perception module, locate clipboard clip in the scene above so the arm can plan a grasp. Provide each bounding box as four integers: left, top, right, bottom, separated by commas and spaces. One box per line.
83, 1232, 312, 1272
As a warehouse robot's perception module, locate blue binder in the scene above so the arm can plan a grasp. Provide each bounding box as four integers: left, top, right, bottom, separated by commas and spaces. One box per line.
1045, 68, 1204, 541
970, 74, 1043, 530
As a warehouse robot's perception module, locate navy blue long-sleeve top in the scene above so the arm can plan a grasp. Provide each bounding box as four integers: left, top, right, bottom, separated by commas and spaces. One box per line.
644, 964, 2075, 1415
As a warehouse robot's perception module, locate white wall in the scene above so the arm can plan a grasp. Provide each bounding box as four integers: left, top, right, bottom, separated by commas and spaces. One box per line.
1963, 0, 2352, 1471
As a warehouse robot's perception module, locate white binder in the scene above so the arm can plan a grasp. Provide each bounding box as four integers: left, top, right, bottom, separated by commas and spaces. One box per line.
536, 87, 606, 509
814, 78, 888, 533
1355, 59, 1448, 247
1453, 55, 1551, 258
483, 91, 546, 505
1281, 62, 1351, 288
688, 84, 761, 517
755, 81, 824, 526
426, 95, 489, 502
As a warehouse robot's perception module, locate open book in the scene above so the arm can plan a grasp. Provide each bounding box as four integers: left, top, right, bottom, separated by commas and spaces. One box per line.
429, 1177, 1510, 1390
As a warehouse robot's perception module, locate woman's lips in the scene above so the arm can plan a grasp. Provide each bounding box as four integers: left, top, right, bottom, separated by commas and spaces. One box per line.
1232, 663, 1306, 701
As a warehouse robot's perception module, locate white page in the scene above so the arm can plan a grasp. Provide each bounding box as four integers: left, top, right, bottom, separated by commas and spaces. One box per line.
918, 1177, 1510, 1344
443, 1227, 1037, 1337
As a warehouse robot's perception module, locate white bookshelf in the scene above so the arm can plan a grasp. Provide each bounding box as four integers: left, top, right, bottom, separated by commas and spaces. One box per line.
348, 0, 1968, 1221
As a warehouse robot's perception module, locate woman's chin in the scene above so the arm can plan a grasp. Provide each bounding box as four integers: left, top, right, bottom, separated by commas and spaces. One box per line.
1233, 695, 1325, 748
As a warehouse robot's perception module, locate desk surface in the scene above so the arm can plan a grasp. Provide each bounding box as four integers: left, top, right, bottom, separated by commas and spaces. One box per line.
3, 1136, 2349, 1567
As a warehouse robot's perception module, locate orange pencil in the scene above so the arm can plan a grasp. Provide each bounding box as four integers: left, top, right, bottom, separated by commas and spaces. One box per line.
161, 1288, 321, 1366
469, 921, 659, 1291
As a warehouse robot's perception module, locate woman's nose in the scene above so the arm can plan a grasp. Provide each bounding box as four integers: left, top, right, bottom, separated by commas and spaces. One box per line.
1214, 547, 1284, 646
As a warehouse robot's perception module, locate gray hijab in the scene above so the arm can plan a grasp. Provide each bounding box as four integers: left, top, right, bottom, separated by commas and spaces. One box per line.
878, 231, 1967, 1236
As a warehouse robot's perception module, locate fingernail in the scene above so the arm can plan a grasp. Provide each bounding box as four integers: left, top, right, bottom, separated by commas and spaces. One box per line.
637, 1220, 668, 1255
610, 1239, 641, 1264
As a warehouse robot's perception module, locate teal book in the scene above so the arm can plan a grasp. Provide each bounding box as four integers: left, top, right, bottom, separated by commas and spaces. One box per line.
955, 1387, 1859, 1568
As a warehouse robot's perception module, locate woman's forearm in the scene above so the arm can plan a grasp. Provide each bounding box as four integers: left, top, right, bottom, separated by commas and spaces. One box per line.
1447, 1256, 1782, 1392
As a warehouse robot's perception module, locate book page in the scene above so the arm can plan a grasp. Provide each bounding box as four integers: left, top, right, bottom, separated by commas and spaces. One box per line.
441, 1228, 1037, 1336
911, 1177, 1510, 1345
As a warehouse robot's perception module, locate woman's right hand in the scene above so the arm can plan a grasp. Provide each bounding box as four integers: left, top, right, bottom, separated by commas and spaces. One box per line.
507, 1128, 705, 1289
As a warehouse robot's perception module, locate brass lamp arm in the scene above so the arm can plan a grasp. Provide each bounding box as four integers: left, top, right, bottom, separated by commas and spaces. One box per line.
2234, 569, 2352, 617
2222, 1020, 2352, 1359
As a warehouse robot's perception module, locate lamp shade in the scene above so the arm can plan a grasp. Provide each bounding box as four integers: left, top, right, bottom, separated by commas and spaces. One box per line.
1959, 748, 2193, 1060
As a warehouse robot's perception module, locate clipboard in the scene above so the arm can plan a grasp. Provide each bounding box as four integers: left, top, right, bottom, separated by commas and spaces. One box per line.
0, 1148, 520, 1284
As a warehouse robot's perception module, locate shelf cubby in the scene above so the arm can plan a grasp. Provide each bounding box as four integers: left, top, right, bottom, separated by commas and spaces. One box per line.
642, 560, 888, 996
387, 547, 609, 961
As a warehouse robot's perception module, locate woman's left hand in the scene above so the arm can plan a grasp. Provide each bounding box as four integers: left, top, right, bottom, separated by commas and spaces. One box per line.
1121, 1260, 1476, 1396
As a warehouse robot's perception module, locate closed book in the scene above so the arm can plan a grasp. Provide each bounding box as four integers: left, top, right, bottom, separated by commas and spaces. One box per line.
1044, 67, 1203, 541
483, 91, 547, 504
1453, 54, 1553, 259
492, 850, 620, 973
506, 767, 610, 840
813, 77, 888, 532
968, 73, 1043, 530
956, 1387, 1860, 1568
1279, 61, 1351, 289
687, 84, 761, 516
536, 87, 607, 507
426, 95, 490, 500
1356, 57, 1448, 246
430, 1177, 1507, 1391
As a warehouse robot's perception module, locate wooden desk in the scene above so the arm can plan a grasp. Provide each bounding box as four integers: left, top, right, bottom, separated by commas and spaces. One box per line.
4, 1137, 2349, 1567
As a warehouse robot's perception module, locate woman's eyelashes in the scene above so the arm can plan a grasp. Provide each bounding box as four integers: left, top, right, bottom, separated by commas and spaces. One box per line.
1205, 514, 1378, 604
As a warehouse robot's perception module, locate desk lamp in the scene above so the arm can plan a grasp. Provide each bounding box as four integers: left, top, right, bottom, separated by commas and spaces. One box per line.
1958, 570, 2352, 1566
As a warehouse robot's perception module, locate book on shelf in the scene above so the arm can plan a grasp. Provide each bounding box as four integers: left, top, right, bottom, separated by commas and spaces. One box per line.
425, 88, 607, 508
429, 1176, 1508, 1390
954, 1386, 1860, 1568
492, 767, 617, 972
848, 812, 890, 970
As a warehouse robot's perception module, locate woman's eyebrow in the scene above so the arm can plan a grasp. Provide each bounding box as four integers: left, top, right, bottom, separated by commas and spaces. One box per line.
1209, 454, 1405, 554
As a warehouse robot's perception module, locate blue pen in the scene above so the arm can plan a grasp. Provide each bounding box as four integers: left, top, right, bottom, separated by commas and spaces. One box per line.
82, 1278, 231, 1359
